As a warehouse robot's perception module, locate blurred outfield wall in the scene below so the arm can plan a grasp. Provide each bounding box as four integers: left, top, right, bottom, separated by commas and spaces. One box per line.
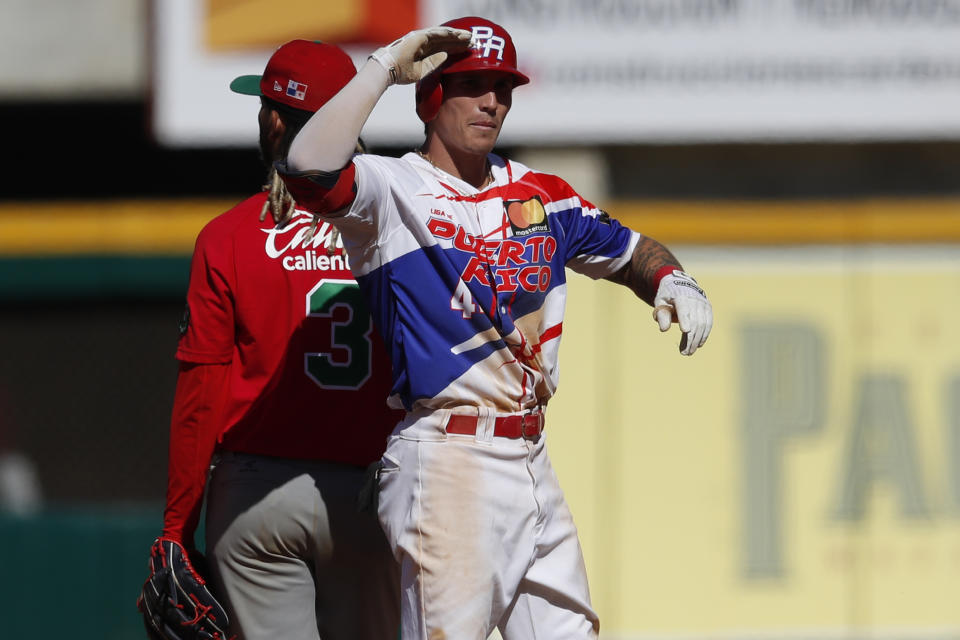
551, 243, 960, 639
0, 198, 958, 638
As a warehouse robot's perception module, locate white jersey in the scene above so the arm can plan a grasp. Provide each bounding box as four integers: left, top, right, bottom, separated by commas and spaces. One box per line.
326, 152, 639, 413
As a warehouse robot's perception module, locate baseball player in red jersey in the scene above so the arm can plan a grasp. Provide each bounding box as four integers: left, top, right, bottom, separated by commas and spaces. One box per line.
149, 41, 401, 640
277, 17, 713, 640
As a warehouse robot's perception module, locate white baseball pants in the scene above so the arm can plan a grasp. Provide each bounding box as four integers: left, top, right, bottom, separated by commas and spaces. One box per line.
376, 409, 600, 640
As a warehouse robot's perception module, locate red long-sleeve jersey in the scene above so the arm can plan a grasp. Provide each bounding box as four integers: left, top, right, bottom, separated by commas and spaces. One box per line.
162, 192, 401, 543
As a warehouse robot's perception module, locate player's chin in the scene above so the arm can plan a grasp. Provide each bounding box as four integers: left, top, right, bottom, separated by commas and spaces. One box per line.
466, 126, 500, 153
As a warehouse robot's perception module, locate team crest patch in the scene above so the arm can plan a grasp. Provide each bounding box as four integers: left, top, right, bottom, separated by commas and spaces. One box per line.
286, 79, 307, 101
505, 196, 550, 237
178, 303, 190, 337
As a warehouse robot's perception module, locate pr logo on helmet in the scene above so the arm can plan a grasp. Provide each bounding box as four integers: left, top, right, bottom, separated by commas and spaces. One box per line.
469, 26, 506, 61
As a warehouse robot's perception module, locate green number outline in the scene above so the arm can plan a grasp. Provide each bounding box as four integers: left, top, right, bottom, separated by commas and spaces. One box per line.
304, 278, 373, 390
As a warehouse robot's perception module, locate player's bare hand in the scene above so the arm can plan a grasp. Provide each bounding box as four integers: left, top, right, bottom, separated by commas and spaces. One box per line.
652, 269, 713, 356
369, 27, 473, 85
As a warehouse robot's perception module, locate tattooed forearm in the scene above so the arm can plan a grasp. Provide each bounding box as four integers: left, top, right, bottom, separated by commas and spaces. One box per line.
606, 235, 682, 305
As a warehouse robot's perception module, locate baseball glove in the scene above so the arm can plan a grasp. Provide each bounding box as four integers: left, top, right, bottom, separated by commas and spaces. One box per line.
137, 537, 234, 640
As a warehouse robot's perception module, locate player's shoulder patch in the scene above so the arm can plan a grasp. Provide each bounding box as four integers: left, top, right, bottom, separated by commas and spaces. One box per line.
178, 303, 190, 337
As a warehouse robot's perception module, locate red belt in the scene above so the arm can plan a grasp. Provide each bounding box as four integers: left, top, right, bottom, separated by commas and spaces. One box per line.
446, 412, 545, 440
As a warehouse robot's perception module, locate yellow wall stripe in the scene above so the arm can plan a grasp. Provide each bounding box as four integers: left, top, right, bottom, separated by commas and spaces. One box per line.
607, 198, 960, 244
0, 199, 234, 255
0, 197, 958, 255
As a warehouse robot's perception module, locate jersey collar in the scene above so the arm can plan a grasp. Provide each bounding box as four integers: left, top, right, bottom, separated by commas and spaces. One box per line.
406, 152, 509, 196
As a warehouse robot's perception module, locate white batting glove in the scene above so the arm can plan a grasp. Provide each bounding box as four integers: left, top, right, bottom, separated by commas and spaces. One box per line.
652, 269, 713, 356
369, 27, 473, 85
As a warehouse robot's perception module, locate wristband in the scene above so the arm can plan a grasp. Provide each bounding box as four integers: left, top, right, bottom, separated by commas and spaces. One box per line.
653, 265, 681, 289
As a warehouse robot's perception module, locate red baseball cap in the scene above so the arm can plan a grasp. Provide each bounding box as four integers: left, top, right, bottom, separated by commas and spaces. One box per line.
230, 40, 357, 113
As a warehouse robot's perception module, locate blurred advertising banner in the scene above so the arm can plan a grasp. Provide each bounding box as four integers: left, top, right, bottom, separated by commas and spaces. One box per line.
548, 245, 960, 638
153, 0, 960, 146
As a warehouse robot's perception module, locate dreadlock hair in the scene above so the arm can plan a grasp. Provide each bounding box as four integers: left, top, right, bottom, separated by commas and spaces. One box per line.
258, 97, 366, 252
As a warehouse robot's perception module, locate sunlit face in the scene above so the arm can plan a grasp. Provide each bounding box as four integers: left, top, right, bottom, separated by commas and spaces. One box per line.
430, 71, 515, 158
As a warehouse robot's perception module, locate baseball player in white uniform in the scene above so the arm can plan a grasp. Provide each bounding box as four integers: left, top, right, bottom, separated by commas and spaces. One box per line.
278, 17, 713, 640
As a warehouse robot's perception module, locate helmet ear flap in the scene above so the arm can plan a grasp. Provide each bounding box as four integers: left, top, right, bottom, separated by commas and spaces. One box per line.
415, 73, 443, 123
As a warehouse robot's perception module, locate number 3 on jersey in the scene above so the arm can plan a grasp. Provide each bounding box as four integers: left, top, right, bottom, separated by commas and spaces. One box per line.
305, 279, 373, 390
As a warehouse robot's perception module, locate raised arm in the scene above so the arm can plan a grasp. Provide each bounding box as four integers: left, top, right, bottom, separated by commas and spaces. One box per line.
606, 234, 713, 356
286, 27, 472, 173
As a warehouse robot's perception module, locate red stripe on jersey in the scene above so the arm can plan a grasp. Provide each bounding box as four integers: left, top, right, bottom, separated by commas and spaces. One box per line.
526, 323, 563, 360
483, 220, 512, 239
420, 163, 591, 210
507, 171, 598, 209
437, 180, 463, 196
538, 322, 564, 346
512, 322, 564, 369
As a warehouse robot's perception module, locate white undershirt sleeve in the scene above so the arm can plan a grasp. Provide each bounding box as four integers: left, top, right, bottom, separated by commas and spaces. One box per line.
286, 60, 392, 173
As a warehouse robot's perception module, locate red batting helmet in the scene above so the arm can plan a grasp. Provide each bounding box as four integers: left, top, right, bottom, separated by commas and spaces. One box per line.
230, 40, 357, 113
415, 17, 530, 123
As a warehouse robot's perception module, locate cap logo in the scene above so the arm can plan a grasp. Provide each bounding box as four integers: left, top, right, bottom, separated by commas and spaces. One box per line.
286, 79, 308, 101
273, 80, 282, 92
469, 26, 505, 61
